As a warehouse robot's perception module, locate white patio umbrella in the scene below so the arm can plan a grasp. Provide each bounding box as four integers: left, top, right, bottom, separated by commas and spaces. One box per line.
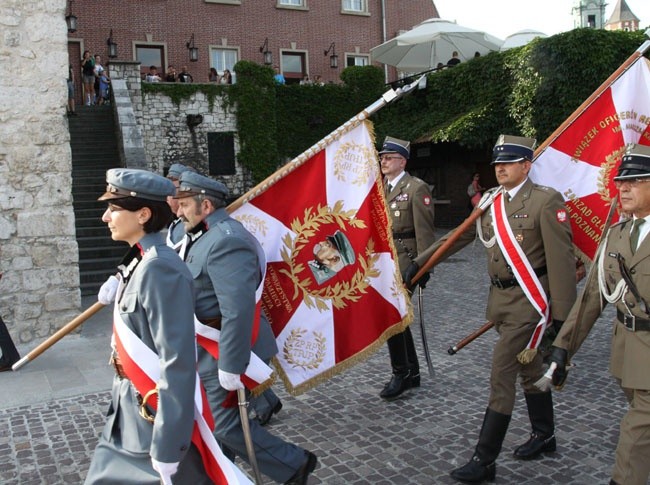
370, 18, 503, 73
500, 29, 548, 51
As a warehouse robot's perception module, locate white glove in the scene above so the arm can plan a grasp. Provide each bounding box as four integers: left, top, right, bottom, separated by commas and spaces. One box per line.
151, 458, 179, 485
219, 369, 244, 390
98, 275, 119, 305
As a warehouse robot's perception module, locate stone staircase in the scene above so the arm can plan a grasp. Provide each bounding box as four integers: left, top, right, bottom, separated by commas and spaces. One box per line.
68, 105, 127, 296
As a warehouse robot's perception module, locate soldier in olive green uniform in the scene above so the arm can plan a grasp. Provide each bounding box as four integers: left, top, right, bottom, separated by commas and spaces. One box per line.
549, 144, 650, 485
378, 136, 436, 400
405, 135, 577, 483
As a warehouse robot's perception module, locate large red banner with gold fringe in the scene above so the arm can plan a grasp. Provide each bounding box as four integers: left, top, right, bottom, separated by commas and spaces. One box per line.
231, 121, 411, 395
531, 57, 650, 260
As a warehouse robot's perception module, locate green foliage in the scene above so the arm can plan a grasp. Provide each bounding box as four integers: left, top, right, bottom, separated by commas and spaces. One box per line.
149, 30, 648, 183
376, 29, 646, 151
141, 82, 226, 111
273, 65, 385, 159
231, 61, 278, 183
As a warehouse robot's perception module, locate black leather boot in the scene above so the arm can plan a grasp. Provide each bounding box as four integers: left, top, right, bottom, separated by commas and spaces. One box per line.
381, 331, 417, 400
450, 408, 511, 483
379, 369, 412, 400
403, 327, 421, 387
514, 392, 556, 460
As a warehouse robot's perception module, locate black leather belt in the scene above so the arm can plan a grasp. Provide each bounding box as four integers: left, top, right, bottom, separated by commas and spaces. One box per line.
617, 309, 650, 331
393, 231, 416, 239
490, 266, 548, 289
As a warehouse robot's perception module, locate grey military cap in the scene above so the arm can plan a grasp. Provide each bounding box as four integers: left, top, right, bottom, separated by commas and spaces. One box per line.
166, 163, 196, 181
98, 168, 176, 202
174, 171, 229, 200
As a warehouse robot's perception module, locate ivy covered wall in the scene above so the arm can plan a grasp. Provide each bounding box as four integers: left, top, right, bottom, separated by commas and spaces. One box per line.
142, 29, 648, 186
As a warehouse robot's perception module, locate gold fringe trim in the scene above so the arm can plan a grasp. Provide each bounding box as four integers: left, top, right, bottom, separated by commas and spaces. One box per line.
517, 348, 537, 365
249, 372, 277, 397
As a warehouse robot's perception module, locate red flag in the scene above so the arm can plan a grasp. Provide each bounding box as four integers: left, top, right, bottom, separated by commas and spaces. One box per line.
231, 121, 411, 394
530, 57, 650, 260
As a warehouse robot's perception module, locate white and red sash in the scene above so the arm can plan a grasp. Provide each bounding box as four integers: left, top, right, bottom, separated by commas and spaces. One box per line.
112, 299, 253, 485
194, 317, 273, 391
192, 233, 272, 392
491, 192, 550, 353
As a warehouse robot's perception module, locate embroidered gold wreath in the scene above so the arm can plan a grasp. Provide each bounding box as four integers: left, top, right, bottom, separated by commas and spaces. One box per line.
233, 213, 268, 238
283, 328, 326, 370
279, 201, 380, 311
597, 145, 626, 203
333, 140, 374, 186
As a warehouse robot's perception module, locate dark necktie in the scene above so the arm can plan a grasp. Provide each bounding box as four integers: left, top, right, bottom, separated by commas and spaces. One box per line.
386, 183, 392, 195
630, 218, 645, 254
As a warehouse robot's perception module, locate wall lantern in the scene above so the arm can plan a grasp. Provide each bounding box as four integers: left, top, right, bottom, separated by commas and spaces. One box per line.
259, 38, 273, 66
186, 33, 199, 62
65, 0, 78, 33
107, 29, 118, 59
324, 42, 338, 69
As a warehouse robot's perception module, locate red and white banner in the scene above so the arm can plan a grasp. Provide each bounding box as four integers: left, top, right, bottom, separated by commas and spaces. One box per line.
231, 121, 411, 394
530, 57, 650, 260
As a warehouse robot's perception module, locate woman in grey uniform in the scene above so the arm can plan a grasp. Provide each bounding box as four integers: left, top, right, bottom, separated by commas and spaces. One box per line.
85, 168, 211, 484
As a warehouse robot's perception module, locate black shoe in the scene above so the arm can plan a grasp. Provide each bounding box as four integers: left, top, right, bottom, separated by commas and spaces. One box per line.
513, 433, 556, 460
285, 451, 317, 484
0, 359, 17, 372
410, 372, 420, 388
256, 399, 283, 426
450, 455, 496, 483
379, 371, 412, 400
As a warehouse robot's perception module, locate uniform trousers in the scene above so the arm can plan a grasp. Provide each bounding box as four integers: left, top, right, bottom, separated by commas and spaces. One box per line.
611, 384, 650, 485
202, 373, 305, 483
0, 315, 19, 364
489, 320, 546, 414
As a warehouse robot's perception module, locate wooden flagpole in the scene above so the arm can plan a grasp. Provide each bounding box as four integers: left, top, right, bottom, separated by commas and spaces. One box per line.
12, 302, 105, 371
226, 76, 425, 214
534, 33, 650, 158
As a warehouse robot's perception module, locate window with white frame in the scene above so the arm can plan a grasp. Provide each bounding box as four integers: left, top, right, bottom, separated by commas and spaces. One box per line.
346, 55, 369, 67
278, 0, 304, 6
342, 0, 367, 13
210, 47, 238, 75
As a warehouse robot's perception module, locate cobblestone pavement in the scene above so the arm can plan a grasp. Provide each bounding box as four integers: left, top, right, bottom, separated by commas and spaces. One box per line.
0, 239, 628, 484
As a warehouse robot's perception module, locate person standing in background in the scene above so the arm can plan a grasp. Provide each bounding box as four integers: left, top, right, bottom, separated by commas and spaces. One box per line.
81, 50, 95, 106
378, 136, 436, 401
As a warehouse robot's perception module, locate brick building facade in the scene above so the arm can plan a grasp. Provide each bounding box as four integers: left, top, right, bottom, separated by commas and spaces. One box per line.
66, 0, 438, 101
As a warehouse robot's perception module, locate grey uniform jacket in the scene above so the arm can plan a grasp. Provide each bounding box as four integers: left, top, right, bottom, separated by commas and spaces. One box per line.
386, 172, 436, 271
415, 179, 577, 323
108, 233, 197, 463
555, 219, 650, 390
184, 208, 276, 376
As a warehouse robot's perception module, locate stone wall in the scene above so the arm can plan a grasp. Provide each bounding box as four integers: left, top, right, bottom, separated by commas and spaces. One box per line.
109, 61, 250, 197
0, 0, 81, 343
